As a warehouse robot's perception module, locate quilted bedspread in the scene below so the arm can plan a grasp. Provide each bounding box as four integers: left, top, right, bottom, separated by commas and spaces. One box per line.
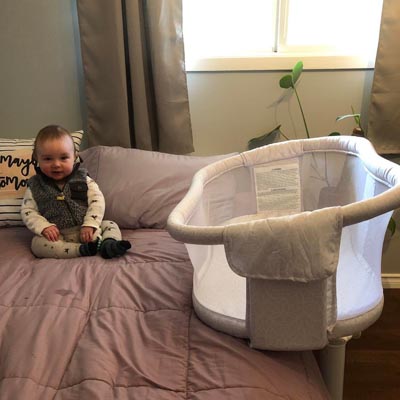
0, 227, 329, 399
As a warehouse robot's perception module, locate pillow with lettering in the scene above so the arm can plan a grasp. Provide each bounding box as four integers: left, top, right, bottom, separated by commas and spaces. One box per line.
0, 131, 83, 227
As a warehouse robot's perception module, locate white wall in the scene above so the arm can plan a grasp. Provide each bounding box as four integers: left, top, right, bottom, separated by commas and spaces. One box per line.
187, 69, 374, 156
0, 0, 85, 139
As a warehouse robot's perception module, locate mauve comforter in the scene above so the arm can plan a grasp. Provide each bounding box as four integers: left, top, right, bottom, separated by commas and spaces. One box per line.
0, 227, 329, 399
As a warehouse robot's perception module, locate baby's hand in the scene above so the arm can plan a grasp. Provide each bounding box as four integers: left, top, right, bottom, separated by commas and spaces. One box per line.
80, 226, 96, 243
42, 225, 60, 242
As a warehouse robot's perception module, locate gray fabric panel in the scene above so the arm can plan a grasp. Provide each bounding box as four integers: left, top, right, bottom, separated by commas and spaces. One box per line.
77, 0, 131, 148
247, 278, 333, 351
223, 207, 342, 282
143, 0, 193, 154
77, 0, 193, 153
368, 0, 400, 153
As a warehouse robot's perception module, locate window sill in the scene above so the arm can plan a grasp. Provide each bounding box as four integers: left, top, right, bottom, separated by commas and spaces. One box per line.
185, 53, 376, 72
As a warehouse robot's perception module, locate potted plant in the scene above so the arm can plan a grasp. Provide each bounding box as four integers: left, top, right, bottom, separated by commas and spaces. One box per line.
247, 61, 396, 237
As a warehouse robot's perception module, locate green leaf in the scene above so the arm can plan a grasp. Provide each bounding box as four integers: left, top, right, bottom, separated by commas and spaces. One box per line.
292, 61, 303, 85
279, 74, 293, 89
328, 132, 341, 136
247, 125, 285, 150
350, 106, 361, 127
388, 217, 396, 237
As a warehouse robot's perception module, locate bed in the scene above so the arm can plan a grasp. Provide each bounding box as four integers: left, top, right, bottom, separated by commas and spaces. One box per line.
0, 145, 329, 399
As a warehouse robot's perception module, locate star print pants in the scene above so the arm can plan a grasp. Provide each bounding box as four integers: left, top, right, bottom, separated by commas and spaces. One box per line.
30, 220, 122, 258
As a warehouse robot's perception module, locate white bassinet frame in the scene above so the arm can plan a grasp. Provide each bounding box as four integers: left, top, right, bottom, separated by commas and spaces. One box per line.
167, 136, 400, 400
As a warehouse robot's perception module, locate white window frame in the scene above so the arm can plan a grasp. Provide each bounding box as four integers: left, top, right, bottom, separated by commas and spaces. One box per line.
183, 0, 382, 72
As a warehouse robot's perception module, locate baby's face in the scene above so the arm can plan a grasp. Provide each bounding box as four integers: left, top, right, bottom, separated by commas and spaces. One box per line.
36, 136, 76, 182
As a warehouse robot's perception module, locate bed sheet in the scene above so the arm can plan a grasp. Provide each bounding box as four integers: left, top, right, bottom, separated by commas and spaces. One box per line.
0, 228, 329, 399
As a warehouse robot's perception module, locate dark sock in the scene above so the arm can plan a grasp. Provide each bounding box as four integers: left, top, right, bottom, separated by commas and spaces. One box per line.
100, 238, 131, 259
79, 240, 99, 257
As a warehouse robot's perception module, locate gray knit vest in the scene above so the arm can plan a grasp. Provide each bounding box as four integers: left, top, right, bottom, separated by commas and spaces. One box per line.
28, 167, 89, 230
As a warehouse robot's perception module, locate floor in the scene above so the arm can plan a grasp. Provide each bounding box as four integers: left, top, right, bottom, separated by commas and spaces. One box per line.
343, 289, 400, 399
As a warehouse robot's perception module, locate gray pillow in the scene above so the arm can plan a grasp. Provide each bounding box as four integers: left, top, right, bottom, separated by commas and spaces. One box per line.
80, 146, 236, 229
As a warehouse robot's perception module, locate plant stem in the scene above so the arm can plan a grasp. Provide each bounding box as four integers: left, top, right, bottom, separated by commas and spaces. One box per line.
294, 86, 310, 139
280, 131, 290, 141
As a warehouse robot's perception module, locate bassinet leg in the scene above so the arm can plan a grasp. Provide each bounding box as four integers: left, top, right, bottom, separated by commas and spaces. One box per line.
315, 336, 351, 400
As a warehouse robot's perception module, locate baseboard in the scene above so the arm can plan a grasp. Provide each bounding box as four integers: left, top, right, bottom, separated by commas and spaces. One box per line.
382, 274, 400, 289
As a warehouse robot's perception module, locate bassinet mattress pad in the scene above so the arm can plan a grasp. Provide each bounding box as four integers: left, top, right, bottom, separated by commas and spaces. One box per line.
0, 227, 328, 399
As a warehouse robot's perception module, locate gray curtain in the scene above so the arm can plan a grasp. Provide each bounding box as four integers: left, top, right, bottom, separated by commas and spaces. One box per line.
368, 0, 400, 154
77, 0, 193, 154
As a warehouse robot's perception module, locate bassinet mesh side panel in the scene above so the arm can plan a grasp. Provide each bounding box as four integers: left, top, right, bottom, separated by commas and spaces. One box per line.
184, 149, 393, 340
184, 166, 253, 328
185, 166, 253, 328
187, 164, 255, 227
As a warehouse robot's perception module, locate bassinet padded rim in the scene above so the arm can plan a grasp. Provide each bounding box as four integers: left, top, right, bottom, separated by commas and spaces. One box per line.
192, 294, 248, 339
167, 136, 400, 245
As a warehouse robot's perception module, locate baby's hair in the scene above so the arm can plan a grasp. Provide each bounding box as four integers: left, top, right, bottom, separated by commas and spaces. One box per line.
33, 125, 76, 161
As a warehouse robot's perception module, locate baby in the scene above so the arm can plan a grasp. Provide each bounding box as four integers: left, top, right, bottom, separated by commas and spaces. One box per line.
21, 125, 131, 259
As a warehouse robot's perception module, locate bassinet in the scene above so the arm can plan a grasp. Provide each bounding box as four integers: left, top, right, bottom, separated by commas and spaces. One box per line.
167, 136, 400, 400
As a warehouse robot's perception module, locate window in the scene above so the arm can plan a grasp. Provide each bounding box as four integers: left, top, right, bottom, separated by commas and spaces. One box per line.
182, 0, 384, 71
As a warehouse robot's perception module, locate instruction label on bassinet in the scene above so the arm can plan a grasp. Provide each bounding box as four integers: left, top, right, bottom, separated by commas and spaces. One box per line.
254, 161, 301, 214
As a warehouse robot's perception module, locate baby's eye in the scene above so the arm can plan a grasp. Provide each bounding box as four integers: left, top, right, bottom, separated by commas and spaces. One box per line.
43, 157, 52, 161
